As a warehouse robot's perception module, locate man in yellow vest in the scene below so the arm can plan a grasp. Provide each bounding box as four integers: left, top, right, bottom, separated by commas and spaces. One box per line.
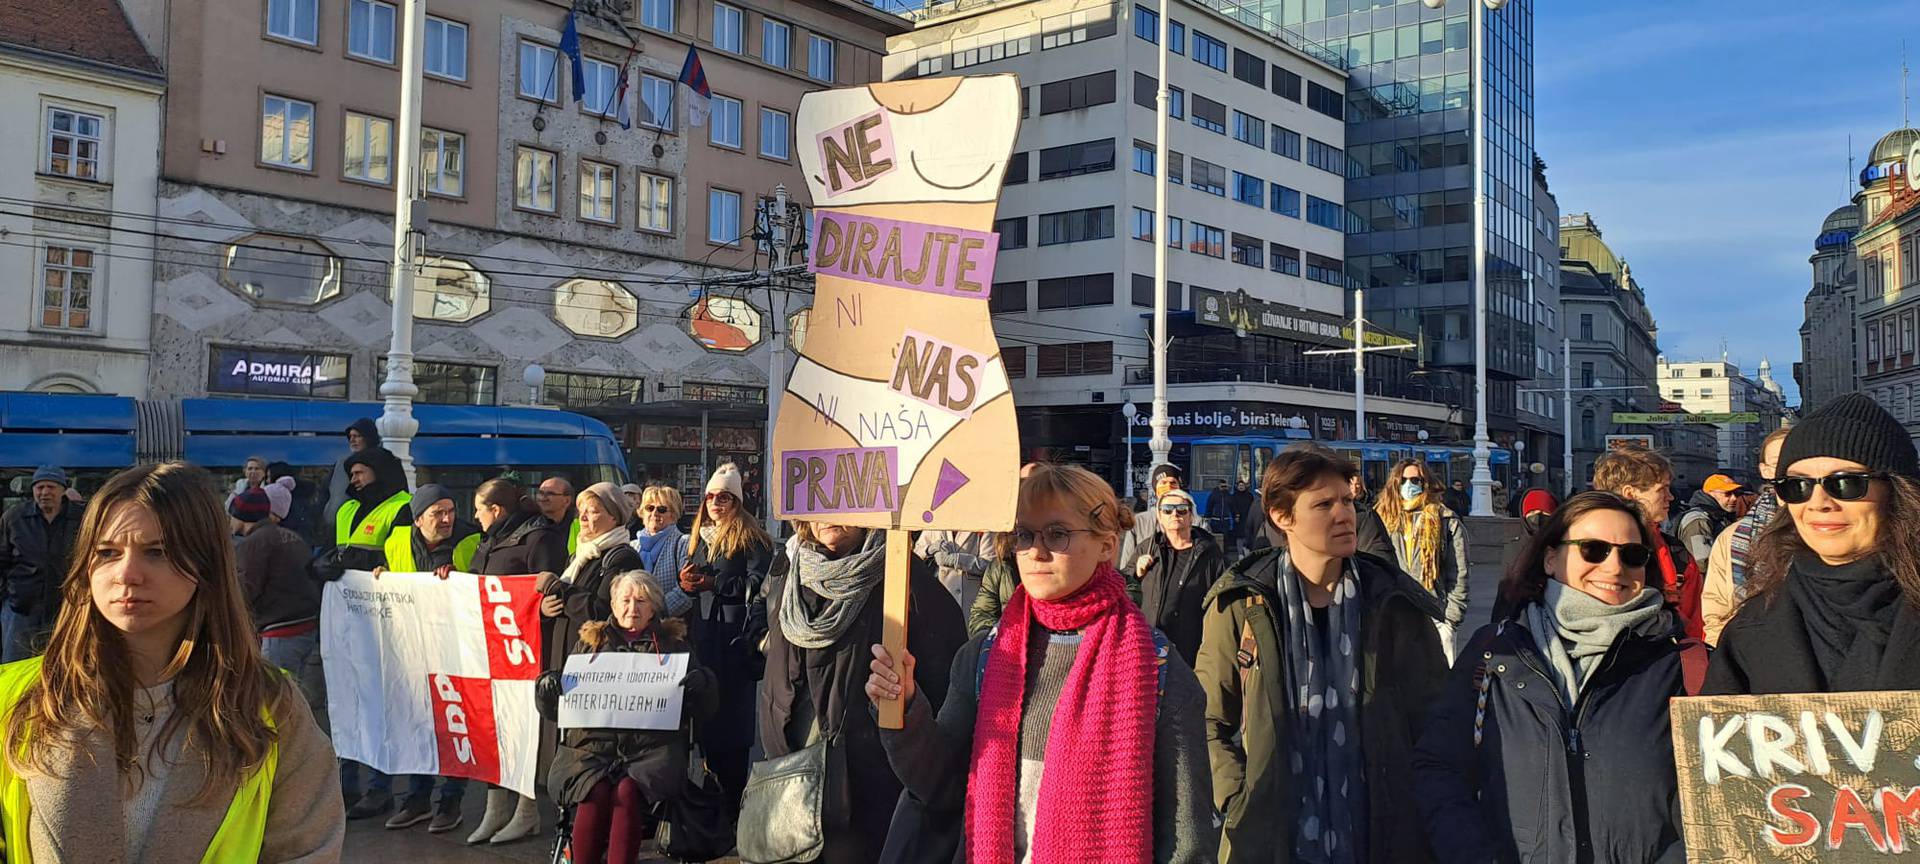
330, 445, 411, 820
378, 484, 480, 576
533, 475, 580, 555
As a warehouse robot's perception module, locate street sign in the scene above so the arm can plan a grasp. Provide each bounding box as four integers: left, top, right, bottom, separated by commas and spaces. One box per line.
1612, 412, 1761, 425
1605, 434, 1654, 450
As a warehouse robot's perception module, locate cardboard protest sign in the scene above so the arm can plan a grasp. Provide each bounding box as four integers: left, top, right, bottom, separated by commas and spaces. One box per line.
557, 652, 690, 731
322, 570, 544, 797
1670, 691, 1920, 860
777, 75, 1022, 532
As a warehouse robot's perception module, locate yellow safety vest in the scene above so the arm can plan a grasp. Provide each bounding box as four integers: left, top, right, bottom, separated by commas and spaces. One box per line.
336, 492, 412, 550
0, 657, 279, 864
566, 519, 580, 555
383, 528, 479, 573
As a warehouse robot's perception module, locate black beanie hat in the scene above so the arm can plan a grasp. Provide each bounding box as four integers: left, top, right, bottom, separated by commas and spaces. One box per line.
1778, 393, 1919, 478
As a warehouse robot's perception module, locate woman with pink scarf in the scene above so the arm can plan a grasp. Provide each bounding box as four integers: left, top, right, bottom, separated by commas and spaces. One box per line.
865, 463, 1215, 863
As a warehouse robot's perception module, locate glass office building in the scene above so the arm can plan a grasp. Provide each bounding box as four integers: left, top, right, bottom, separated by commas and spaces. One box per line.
1269, 0, 1538, 442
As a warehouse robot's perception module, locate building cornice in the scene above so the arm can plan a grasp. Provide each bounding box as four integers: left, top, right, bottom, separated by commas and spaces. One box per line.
0, 43, 165, 91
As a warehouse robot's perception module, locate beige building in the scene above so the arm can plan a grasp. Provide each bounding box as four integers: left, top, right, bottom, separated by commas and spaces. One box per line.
1852, 126, 1920, 443
0, 0, 165, 396
122, 0, 907, 489
1655, 357, 1787, 482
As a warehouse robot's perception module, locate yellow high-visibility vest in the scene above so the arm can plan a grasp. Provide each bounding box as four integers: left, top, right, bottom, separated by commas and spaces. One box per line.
0, 657, 279, 863
335, 492, 412, 550
383, 528, 479, 572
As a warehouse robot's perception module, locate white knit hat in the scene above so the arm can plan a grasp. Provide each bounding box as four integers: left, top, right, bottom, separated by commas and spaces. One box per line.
264, 476, 295, 520
706, 463, 745, 501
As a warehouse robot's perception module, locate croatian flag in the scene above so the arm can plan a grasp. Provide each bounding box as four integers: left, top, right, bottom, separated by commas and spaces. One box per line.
678, 44, 711, 128
612, 64, 633, 129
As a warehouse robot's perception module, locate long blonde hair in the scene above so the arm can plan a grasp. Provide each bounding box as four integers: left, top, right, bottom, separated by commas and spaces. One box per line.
7, 462, 287, 803
688, 491, 773, 560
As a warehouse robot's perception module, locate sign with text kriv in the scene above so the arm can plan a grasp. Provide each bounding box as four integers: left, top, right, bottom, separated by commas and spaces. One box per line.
557, 652, 690, 731
1670, 691, 1920, 859
1614, 411, 1762, 425
321, 571, 543, 797
775, 75, 1021, 531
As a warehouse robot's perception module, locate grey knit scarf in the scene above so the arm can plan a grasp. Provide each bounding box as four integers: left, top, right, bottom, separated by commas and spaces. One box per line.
779, 529, 890, 649
1528, 580, 1665, 710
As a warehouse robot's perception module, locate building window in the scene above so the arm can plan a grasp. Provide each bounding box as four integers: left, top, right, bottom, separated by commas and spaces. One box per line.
1887, 320, 1899, 360
637, 172, 673, 233
1232, 172, 1263, 207
1269, 242, 1300, 276
1037, 341, 1113, 377
1130, 274, 1182, 309
421, 128, 464, 196
709, 188, 741, 245
1188, 159, 1226, 196
1036, 273, 1114, 309
1131, 207, 1154, 242
1580, 313, 1593, 341
1040, 71, 1116, 114
709, 95, 742, 148
1131, 140, 1154, 175
758, 107, 791, 160
762, 18, 791, 68
579, 160, 618, 223
713, 3, 743, 52
556, 278, 641, 338
38, 245, 94, 330
1905, 313, 1917, 353
514, 146, 558, 212
807, 35, 835, 82
407, 256, 489, 322
222, 233, 342, 305
424, 16, 467, 80
1004, 151, 1029, 185
260, 95, 314, 170
994, 216, 1028, 249
1230, 233, 1262, 268
1307, 81, 1343, 119
1167, 149, 1183, 184
1232, 111, 1264, 148
1169, 87, 1183, 118
518, 41, 560, 103
544, 371, 646, 410
1133, 4, 1157, 42
1037, 206, 1114, 245
1271, 125, 1300, 159
1001, 345, 1028, 378
1187, 222, 1224, 258
267, 0, 317, 43
43, 108, 103, 181
1306, 138, 1343, 174
1700, 388, 1713, 399
1166, 215, 1183, 248
1040, 7, 1114, 49
1306, 195, 1343, 231
1272, 67, 1301, 101
1037, 138, 1115, 180
990, 281, 1026, 314
1270, 183, 1300, 218
1305, 253, 1344, 286
1580, 362, 1595, 389
640, 74, 674, 130
1190, 94, 1226, 133
378, 358, 496, 405
1581, 410, 1596, 447
1232, 48, 1264, 86
1191, 31, 1226, 71
641, 0, 674, 33
347, 0, 396, 63
342, 112, 393, 184
581, 57, 620, 116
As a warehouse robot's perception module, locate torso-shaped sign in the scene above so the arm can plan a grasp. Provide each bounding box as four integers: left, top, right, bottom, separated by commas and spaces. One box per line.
774, 75, 1021, 531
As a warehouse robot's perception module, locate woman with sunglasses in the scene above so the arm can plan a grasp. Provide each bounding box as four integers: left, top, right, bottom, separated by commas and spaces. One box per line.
865, 463, 1215, 863
1195, 445, 1443, 863
1705, 393, 1920, 695
681, 463, 776, 808
1374, 458, 1469, 662
1413, 491, 1688, 863
1135, 488, 1228, 665
630, 485, 696, 616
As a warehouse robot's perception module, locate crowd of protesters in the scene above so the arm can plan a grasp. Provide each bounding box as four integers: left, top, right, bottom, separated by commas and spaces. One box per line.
0, 388, 1912, 862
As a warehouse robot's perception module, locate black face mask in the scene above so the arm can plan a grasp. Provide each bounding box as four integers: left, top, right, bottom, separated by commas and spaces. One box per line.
1522, 512, 1550, 536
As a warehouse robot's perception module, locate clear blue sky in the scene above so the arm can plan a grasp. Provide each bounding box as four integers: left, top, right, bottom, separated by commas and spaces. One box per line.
1535, 0, 1915, 407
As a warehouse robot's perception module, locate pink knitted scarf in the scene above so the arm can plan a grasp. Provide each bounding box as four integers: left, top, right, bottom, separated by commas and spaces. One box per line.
965, 563, 1157, 864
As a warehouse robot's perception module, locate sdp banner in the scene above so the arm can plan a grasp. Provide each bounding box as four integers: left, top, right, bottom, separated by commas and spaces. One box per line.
322, 570, 544, 797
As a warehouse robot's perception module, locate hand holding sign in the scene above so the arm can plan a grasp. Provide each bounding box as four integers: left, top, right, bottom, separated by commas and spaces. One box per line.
558, 652, 691, 731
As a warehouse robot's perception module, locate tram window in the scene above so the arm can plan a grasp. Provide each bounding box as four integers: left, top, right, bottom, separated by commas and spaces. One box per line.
1190, 444, 1236, 494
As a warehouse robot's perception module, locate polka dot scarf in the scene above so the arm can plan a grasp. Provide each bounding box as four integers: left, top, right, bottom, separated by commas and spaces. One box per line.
1276, 554, 1367, 864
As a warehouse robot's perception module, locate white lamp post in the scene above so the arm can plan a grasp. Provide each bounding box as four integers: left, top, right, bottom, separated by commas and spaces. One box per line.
376, 0, 428, 489
1148, 0, 1173, 469
1121, 400, 1139, 499
1424, 0, 1506, 516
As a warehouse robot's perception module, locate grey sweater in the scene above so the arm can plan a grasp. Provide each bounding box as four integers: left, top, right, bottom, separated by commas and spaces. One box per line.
878, 627, 1217, 863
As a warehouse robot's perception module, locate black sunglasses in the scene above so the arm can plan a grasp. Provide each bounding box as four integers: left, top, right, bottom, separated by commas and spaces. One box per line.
1771, 471, 1883, 504
1556, 539, 1652, 568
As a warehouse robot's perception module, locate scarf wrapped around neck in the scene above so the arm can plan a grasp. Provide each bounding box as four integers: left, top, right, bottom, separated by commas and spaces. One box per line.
634, 524, 685, 575
1277, 553, 1366, 864
966, 563, 1155, 864
778, 529, 889, 649
560, 524, 632, 584
1527, 580, 1666, 710
1728, 488, 1778, 593
1380, 496, 1445, 590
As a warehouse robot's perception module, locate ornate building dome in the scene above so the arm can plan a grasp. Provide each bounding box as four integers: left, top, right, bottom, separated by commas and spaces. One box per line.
1870, 127, 1919, 165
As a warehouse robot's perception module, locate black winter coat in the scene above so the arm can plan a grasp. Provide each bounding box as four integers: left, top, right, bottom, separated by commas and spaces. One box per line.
0, 500, 80, 623
686, 533, 776, 755
760, 550, 965, 864
1413, 609, 1688, 864
1138, 527, 1228, 665
540, 542, 643, 674
1703, 574, 1920, 695
541, 621, 718, 807
470, 510, 569, 579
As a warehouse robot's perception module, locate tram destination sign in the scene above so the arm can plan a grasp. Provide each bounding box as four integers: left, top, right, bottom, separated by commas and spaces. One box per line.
1613, 412, 1761, 425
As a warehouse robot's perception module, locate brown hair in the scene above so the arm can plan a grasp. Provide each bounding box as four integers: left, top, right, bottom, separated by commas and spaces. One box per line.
1375, 457, 1439, 530
1745, 473, 1920, 612
476, 477, 537, 515
7, 463, 288, 803
1016, 463, 1133, 537
1497, 491, 1652, 615
1260, 444, 1358, 525
1592, 445, 1672, 494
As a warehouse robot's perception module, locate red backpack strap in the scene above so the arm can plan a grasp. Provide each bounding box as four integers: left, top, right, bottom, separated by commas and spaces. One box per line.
1678, 638, 1710, 696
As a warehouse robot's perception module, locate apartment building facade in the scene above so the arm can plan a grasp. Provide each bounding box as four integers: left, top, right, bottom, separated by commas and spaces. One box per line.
1797, 200, 1861, 414
1853, 126, 1920, 442
1655, 358, 1788, 481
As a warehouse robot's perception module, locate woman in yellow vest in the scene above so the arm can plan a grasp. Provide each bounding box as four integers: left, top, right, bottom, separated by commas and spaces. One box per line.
0, 461, 343, 862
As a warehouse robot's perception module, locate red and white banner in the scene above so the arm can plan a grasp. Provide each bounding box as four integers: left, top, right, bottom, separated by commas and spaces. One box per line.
322, 570, 544, 797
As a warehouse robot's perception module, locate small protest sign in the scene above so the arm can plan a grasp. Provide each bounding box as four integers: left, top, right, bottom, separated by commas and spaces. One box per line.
1670, 691, 1920, 860
557, 652, 690, 731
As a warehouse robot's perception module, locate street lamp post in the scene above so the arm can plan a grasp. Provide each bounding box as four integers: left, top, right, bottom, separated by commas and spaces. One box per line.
1148, 0, 1172, 469
1121, 400, 1139, 499
377, 0, 428, 488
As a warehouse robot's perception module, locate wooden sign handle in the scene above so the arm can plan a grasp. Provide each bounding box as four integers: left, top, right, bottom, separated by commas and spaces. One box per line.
877, 528, 912, 730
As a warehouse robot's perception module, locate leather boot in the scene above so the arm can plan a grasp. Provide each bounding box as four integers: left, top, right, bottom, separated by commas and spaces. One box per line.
465, 788, 514, 845
489, 795, 541, 844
